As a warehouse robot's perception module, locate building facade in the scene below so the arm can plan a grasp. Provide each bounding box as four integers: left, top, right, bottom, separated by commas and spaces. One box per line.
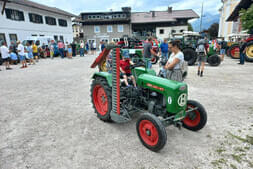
131, 9, 198, 40
0, 0, 75, 46
77, 7, 132, 49
218, 0, 240, 40
76, 7, 198, 46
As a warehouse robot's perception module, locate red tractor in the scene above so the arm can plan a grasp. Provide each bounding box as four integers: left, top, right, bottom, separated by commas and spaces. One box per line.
227, 34, 253, 62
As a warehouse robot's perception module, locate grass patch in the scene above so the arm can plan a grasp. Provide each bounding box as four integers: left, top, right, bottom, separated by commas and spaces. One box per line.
244, 146, 250, 150
206, 134, 212, 138
216, 147, 226, 154
228, 132, 253, 145
234, 147, 245, 152
230, 164, 237, 169
211, 158, 227, 167
231, 154, 242, 163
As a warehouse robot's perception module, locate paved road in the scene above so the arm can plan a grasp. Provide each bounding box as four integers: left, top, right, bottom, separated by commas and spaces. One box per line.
0, 55, 252, 169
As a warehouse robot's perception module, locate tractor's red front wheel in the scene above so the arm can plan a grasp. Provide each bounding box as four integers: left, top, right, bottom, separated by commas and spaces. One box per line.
182, 100, 207, 131
91, 78, 112, 122
136, 113, 167, 152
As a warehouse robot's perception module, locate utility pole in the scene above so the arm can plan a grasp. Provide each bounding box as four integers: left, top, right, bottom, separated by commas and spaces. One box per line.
199, 1, 204, 32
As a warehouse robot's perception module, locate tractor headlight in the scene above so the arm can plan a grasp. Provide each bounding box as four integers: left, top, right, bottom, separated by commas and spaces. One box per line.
178, 93, 187, 107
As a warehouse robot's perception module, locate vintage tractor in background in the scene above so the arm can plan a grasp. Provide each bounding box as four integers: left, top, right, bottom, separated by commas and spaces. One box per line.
226, 33, 253, 62
171, 32, 200, 66
90, 45, 207, 152
117, 36, 160, 64
245, 35, 253, 62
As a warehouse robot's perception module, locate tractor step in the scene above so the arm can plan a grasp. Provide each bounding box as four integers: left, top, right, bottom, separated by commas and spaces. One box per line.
110, 112, 132, 123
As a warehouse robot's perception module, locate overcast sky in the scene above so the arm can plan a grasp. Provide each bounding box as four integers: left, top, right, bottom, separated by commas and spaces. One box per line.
30, 0, 222, 16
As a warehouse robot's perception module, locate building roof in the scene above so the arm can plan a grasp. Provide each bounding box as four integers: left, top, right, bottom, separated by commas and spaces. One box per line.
1, 0, 77, 17
131, 9, 199, 24
226, 0, 252, 21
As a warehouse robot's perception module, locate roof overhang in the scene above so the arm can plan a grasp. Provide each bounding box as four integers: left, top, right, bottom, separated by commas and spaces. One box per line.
226, 0, 252, 21
0, 0, 77, 17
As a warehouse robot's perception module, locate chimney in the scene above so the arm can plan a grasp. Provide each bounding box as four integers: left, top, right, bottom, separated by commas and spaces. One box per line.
168, 7, 172, 13
151, 11, 155, 17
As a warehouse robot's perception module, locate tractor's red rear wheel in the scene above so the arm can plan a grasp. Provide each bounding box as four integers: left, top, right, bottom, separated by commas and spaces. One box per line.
91, 78, 112, 122
182, 100, 207, 131
93, 85, 108, 116
136, 113, 167, 152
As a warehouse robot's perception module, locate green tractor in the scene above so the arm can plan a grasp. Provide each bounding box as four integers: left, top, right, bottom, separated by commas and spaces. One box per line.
206, 44, 221, 66
90, 45, 207, 152
172, 32, 200, 66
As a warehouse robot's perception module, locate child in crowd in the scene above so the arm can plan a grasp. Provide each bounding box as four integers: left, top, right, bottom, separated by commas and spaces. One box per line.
120, 50, 137, 88
106, 53, 112, 73
32, 42, 39, 62
10, 52, 18, 65
67, 44, 72, 58
26, 42, 35, 65
49, 41, 54, 59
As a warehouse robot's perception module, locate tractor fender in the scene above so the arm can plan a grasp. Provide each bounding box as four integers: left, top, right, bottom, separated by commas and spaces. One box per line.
92, 72, 112, 87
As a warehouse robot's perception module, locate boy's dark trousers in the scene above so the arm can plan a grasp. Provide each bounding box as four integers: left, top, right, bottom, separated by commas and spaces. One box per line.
240, 52, 245, 64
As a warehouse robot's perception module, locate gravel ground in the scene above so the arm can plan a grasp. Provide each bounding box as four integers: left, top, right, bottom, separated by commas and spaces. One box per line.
0, 55, 252, 169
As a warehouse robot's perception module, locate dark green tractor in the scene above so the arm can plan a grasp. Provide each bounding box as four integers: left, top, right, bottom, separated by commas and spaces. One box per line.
90, 45, 207, 152
171, 34, 200, 66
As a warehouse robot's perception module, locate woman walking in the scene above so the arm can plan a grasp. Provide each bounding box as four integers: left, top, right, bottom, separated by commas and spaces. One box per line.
164, 41, 184, 82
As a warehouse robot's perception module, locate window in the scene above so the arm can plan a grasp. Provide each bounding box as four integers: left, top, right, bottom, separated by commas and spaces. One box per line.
39, 35, 45, 37
54, 35, 58, 41
180, 29, 185, 33
29, 13, 43, 24
107, 25, 113, 33
58, 19, 67, 27
9, 34, 17, 42
94, 26, 100, 33
118, 25, 124, 32
31, 34, 37, 36
45, 16, 56, 25
5, 8, 24, 21
0, 33, 6, 44
159, 29, 164, 34
88, 16, 92, 19
60, 36, 64, 42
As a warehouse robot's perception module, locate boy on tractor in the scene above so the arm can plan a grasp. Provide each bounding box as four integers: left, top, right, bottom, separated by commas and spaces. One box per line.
120, 50, 137, 88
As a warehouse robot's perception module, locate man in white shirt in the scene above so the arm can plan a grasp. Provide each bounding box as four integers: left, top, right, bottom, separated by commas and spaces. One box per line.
17, 40, 27, 68
0, 41, 12, 70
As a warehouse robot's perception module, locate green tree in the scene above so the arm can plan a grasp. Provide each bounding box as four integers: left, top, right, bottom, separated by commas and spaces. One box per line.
240, 4, 253, 34
188, 23, 193, 31
208, 23, 219, 38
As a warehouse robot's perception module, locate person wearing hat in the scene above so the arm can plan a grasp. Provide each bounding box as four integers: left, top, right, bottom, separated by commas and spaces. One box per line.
120, 50, 137, 88
17, 40, 27, 68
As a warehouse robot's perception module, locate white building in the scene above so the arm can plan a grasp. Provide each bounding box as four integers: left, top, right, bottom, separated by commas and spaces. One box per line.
0, 0, 76, 46
218, 0, 240, 40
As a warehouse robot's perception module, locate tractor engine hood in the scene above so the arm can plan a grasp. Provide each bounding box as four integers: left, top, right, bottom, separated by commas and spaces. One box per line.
137, 74, 188, 114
